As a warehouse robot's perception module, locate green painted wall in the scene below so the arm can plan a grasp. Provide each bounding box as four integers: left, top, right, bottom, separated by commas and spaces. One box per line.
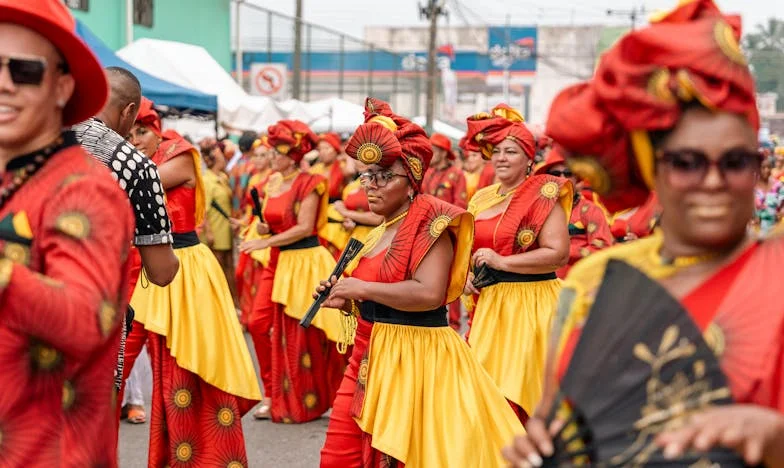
69, 0, 232, 71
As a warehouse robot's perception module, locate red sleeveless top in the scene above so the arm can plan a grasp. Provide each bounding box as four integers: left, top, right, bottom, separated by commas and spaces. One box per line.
152, 137, 198, 233
262, 172, 326, 235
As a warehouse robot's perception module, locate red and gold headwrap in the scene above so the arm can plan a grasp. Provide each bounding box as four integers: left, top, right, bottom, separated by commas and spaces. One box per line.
345, 97, 432, 190
319, 132, 342, 153
464, 104, 536, 161
135, 97, 162, 136
430, 133, 456, 161
546, 0, 759, 212
266, 120, 318, 164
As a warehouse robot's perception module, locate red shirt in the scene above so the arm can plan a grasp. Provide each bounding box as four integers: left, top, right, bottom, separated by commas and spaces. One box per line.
0, 139, 134, 467
422, 164, 468, 209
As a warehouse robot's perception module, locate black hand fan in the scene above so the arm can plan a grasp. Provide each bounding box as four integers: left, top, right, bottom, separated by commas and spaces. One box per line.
250, 187, 264, 223
300, 238, 365, 328
542, 260, 749, 467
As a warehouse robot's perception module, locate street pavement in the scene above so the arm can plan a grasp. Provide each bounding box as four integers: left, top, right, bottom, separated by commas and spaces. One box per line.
118, 334, 328, 467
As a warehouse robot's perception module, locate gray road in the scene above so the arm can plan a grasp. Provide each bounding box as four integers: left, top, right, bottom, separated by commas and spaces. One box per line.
118, 334, 328, 468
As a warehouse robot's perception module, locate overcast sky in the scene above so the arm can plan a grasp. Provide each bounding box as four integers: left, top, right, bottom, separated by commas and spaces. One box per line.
240, 0, 782, 40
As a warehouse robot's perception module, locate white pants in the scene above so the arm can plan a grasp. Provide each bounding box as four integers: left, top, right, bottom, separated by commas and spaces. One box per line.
122, 345, 150, 407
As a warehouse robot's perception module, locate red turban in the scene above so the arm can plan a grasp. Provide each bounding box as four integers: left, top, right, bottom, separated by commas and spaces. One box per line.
267, 120, 318, 164
430, 133, 456, 160
546, 0, 758, 212
135, 97, 162, 136
534, 145, 568, 176
464, 104, 536, 160
345, 97, 432, 190
319, 132, 342, 152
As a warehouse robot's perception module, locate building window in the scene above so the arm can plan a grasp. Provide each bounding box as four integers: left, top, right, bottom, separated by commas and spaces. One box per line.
133, 0, 154, 28
64, 0, 89, 11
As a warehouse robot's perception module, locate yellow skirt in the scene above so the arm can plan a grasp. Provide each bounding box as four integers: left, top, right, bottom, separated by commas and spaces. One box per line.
271, 245, 345, 343
319, 205, 352, 252
243, 225, 271, 267
468, 279, 561, 413
357, 323, 525, 467
130, 243, 262, 401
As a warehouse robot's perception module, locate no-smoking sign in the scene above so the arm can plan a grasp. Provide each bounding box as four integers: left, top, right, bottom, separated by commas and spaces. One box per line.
250, 63, 288, 99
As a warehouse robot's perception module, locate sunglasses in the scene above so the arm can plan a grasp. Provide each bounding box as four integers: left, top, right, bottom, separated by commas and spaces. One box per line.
547, 169, 573, 178
657, 148, 761, 188
358, 170, 408, 188
0, 55, 68, 86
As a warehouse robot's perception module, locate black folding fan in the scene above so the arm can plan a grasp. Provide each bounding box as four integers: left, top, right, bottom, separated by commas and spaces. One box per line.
541, 260, 749, 467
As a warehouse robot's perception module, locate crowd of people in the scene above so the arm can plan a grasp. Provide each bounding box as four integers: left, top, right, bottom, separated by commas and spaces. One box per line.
1, 0, 783, 467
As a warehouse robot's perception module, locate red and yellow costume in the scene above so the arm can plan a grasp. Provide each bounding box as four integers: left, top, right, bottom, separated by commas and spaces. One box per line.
545, 0, 784, 431
248, 121, 345, 423
422, 134, 468, 209
460, 135, 496, 200
610, 192, 661, 241
312, 132, 351, 256
464, 105, 573, 418
321, 98, 523, 467
126, 103, 261, 467
534, 148, 613, 278
0, 3, 134, 465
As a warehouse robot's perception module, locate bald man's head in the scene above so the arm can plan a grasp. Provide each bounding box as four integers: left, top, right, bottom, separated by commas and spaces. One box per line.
99, 67, 142, 136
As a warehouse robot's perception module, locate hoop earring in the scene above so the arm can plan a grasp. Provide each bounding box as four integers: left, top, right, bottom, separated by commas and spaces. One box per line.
526, 164, 532, 175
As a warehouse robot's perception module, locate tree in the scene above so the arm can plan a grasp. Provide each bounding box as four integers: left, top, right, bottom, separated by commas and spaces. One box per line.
743, 18, 784, 111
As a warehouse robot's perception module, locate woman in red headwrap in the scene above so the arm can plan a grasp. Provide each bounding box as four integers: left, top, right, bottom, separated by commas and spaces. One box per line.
504, 2, 784, 466
534, 146, 614, 278
461, 135, 496, 200
125, 98, 261, 467
317, 98, 523, 467
312, 132, 356, 257
239, 120, 346, 423
462, 104, 572, 423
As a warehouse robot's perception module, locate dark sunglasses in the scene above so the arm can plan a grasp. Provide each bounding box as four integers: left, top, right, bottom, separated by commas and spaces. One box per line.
547, 169, 573, 178
657, 148, 761, 187
0, 56, 68, 86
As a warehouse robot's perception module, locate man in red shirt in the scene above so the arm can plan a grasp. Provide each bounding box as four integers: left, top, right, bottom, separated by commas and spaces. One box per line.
0, 1, 134, 466
422, 133, 468, 209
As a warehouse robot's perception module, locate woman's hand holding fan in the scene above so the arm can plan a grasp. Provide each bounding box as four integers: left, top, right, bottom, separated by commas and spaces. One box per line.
656, 404, 784, 467
502, 417, 562, 467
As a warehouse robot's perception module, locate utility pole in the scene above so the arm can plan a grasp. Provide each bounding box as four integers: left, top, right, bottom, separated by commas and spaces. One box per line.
292, 0, 304, 99
234, 0, 244, 87
420, 0, 447, 133
606, 5, 646, 31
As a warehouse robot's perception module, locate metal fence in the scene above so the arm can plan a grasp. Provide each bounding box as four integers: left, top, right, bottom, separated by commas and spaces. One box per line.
236, 2, 428, 115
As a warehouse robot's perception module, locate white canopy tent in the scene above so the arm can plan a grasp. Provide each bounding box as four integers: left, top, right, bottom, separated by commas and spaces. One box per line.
412, 117, 466, 141
306, 98, 365, 134
118, 38, 313, 132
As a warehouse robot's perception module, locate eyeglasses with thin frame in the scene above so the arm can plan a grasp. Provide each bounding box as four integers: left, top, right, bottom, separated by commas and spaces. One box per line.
0, 55, 68, 86
656, 147, 761, 188
358, 170, 408, 188
547, 169, 573, 178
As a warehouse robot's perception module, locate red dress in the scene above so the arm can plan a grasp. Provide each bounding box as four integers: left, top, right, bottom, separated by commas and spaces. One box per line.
124, 136, 256, 467
557, 194, 614, 278
248, 172, 345, 423
0, 137, 134, 467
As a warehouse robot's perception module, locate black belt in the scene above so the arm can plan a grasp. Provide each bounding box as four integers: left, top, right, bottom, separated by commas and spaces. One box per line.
360, 301, 448, 327
472, 265, 556, 289
568, 224, 586, 236
279, 235, 320, 251
173, 231, 200, 249
327, 217, 343, 223
329, 197, 342, 204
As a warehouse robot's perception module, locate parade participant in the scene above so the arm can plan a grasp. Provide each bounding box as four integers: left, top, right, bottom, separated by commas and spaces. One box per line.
126, 98, 261, 466
235, 137, 273, 328
332, 160, 384, 243
239, 120, 345, 423
422, 133, 468, 209
73, 66, 179, 430
460, 136, 495, 200
754, 155, 784, 233
609, 191, 661, 242
463, 104, 572, 422
504, 2, 784, 466
318, 97, 523, 467
229, 131, 259, 217
534, 146, 613, 277
0, 1, 136, 465
312, 131, 355, 256
201, 143, 237, 302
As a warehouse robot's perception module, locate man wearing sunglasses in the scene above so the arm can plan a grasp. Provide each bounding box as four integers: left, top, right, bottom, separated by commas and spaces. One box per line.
535, 145, 613, 278
0, 1, 135, 467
